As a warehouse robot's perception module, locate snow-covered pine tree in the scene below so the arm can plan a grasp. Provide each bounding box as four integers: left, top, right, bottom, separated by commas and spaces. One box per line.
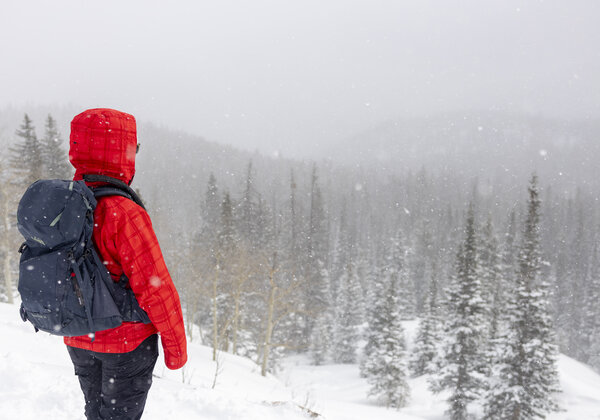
410, 219, 434, 313
562, 204, 589, 361
479, 217, 506, 351
586, 239, 600, 372
310, 263, 333, 365
432, 203, 487, 420
305, 165, 330, 336
9, 114, 43, 186
202, 173, 221, 238
387, 229, 416, 320
332, 260, 363, 364
363, 271, 410, 409
484, 174, 560, 419
360, 264, 387, 377
238, 160, 259, 245
410, 267, 443, 377
41, 114, 71, 178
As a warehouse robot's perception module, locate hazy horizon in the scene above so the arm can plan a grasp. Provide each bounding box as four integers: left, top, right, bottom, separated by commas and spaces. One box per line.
1, 0, 599, 158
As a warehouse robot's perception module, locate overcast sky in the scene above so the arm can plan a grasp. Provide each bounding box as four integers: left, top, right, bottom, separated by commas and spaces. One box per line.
0, 0, 598, 157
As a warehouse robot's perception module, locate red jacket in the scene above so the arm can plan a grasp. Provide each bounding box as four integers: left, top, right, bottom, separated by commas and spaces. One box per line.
64, 108, 187, 370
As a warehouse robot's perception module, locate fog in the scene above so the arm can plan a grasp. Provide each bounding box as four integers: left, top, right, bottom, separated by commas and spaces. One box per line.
0, 0, 599, 157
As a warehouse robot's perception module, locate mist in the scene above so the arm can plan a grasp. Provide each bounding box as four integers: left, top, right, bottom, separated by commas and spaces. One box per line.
1, 0, 599, 157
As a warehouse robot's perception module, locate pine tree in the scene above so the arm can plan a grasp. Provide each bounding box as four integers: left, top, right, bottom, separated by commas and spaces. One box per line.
433, 204, 487, 420
238, 160, 260, 247
387, 229, 416, 320
565, 205, 589, 361
203, 173, 220, 233
363, 272, 410, 409
41, 114, 71, 178
410, 219, 434, 313
479, 217, 504, 343
332, 261, 363, 364
410, 268, 443, 376
9, 114, 43, 186
361, 264, 388, 377
305, 165, 330, 334
586, 239, 600, 372
484, 175, 560, 419
310, 302, 333, 365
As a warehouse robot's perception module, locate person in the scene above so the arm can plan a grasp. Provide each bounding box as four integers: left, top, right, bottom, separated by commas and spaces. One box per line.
64, 108, 187, 420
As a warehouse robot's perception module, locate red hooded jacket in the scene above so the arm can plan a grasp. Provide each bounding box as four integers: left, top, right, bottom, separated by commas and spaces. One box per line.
64, 108, 187, 370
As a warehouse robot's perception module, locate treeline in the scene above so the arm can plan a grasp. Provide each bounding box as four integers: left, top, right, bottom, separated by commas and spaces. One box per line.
0, 114, 71, 305
2, 113, 599, 419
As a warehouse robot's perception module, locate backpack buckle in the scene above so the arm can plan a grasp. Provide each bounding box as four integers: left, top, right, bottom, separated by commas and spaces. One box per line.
18, 242, 27, 254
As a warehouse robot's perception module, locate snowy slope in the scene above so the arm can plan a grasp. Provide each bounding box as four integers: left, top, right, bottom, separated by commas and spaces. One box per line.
281, 320, 600, 420
2, 301, 600, 420
0, 302, 314, 420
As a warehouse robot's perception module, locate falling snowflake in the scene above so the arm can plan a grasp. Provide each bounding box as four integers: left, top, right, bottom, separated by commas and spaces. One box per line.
150, 276, 162, 288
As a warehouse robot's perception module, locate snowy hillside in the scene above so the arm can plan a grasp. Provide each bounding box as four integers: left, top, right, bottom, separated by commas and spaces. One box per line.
0, 302, 314, 420
2, 302, 600, 420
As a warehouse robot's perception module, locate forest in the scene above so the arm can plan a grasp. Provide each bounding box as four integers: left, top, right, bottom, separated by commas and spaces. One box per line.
1, 111, 598, 419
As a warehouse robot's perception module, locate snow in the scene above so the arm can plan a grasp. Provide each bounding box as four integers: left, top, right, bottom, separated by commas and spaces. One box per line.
2, 302, 600, 420
0, 302, 311, 420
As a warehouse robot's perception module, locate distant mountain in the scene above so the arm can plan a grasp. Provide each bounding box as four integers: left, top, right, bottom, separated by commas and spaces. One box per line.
328, 111, 600, 190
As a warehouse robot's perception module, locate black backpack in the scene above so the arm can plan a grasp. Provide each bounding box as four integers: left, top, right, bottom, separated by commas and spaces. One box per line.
16, 174, 150, 338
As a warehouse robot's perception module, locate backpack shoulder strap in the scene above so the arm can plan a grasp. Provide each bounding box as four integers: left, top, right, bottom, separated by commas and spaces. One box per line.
93, 186, 133, 201
82, 174, 146, 210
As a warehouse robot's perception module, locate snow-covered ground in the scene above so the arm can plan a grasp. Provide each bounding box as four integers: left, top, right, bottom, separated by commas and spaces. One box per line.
0, 302, 310, 420
2, 302, 600, 420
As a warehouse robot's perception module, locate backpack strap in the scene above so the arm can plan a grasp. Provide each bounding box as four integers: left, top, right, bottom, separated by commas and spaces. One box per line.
93, 187, 134, 201
82, 174, 146, 210
70, 256, 96, 338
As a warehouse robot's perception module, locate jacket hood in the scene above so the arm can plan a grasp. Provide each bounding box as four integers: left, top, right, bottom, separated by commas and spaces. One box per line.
69, 108, 137, 185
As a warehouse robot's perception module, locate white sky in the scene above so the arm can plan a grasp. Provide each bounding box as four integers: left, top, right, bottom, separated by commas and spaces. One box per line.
0, 0, 598, 157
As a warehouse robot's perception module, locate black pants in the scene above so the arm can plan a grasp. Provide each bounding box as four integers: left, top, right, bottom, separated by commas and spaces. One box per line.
67, 334, 159, 420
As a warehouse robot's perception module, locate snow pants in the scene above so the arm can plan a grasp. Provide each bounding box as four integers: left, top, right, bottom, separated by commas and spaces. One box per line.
67, 334, 159, 420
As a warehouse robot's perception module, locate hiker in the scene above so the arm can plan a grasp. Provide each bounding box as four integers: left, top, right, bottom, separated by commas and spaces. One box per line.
64, 108, 187, 420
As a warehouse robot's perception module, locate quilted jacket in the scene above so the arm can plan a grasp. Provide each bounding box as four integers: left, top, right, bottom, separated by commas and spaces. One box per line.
64, 108, 187, 370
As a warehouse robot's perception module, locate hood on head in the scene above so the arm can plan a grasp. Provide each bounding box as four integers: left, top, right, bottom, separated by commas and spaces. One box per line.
69, 108, 137, 185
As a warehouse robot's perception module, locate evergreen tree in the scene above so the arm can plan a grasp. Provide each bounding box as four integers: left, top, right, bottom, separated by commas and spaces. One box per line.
309, 267, 334, 365
433, 204, 487, 420
410, 268, 443, 376
41, 114, 71, 178
360, 264, 387, 377
410, 219, 434, 313
585, 239, 600, 372
332, 261, 363, 363
238, 160, 261, 247
565, 205, 589, 361
479, 217, 504, 343
484, 175, 560, 419
363, 272, 410, 409
218, 192, 237, 254
386, 229, 415, 320
203, 173, 221, 234
305, 165, 330, 334
9, 114, 43, 186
